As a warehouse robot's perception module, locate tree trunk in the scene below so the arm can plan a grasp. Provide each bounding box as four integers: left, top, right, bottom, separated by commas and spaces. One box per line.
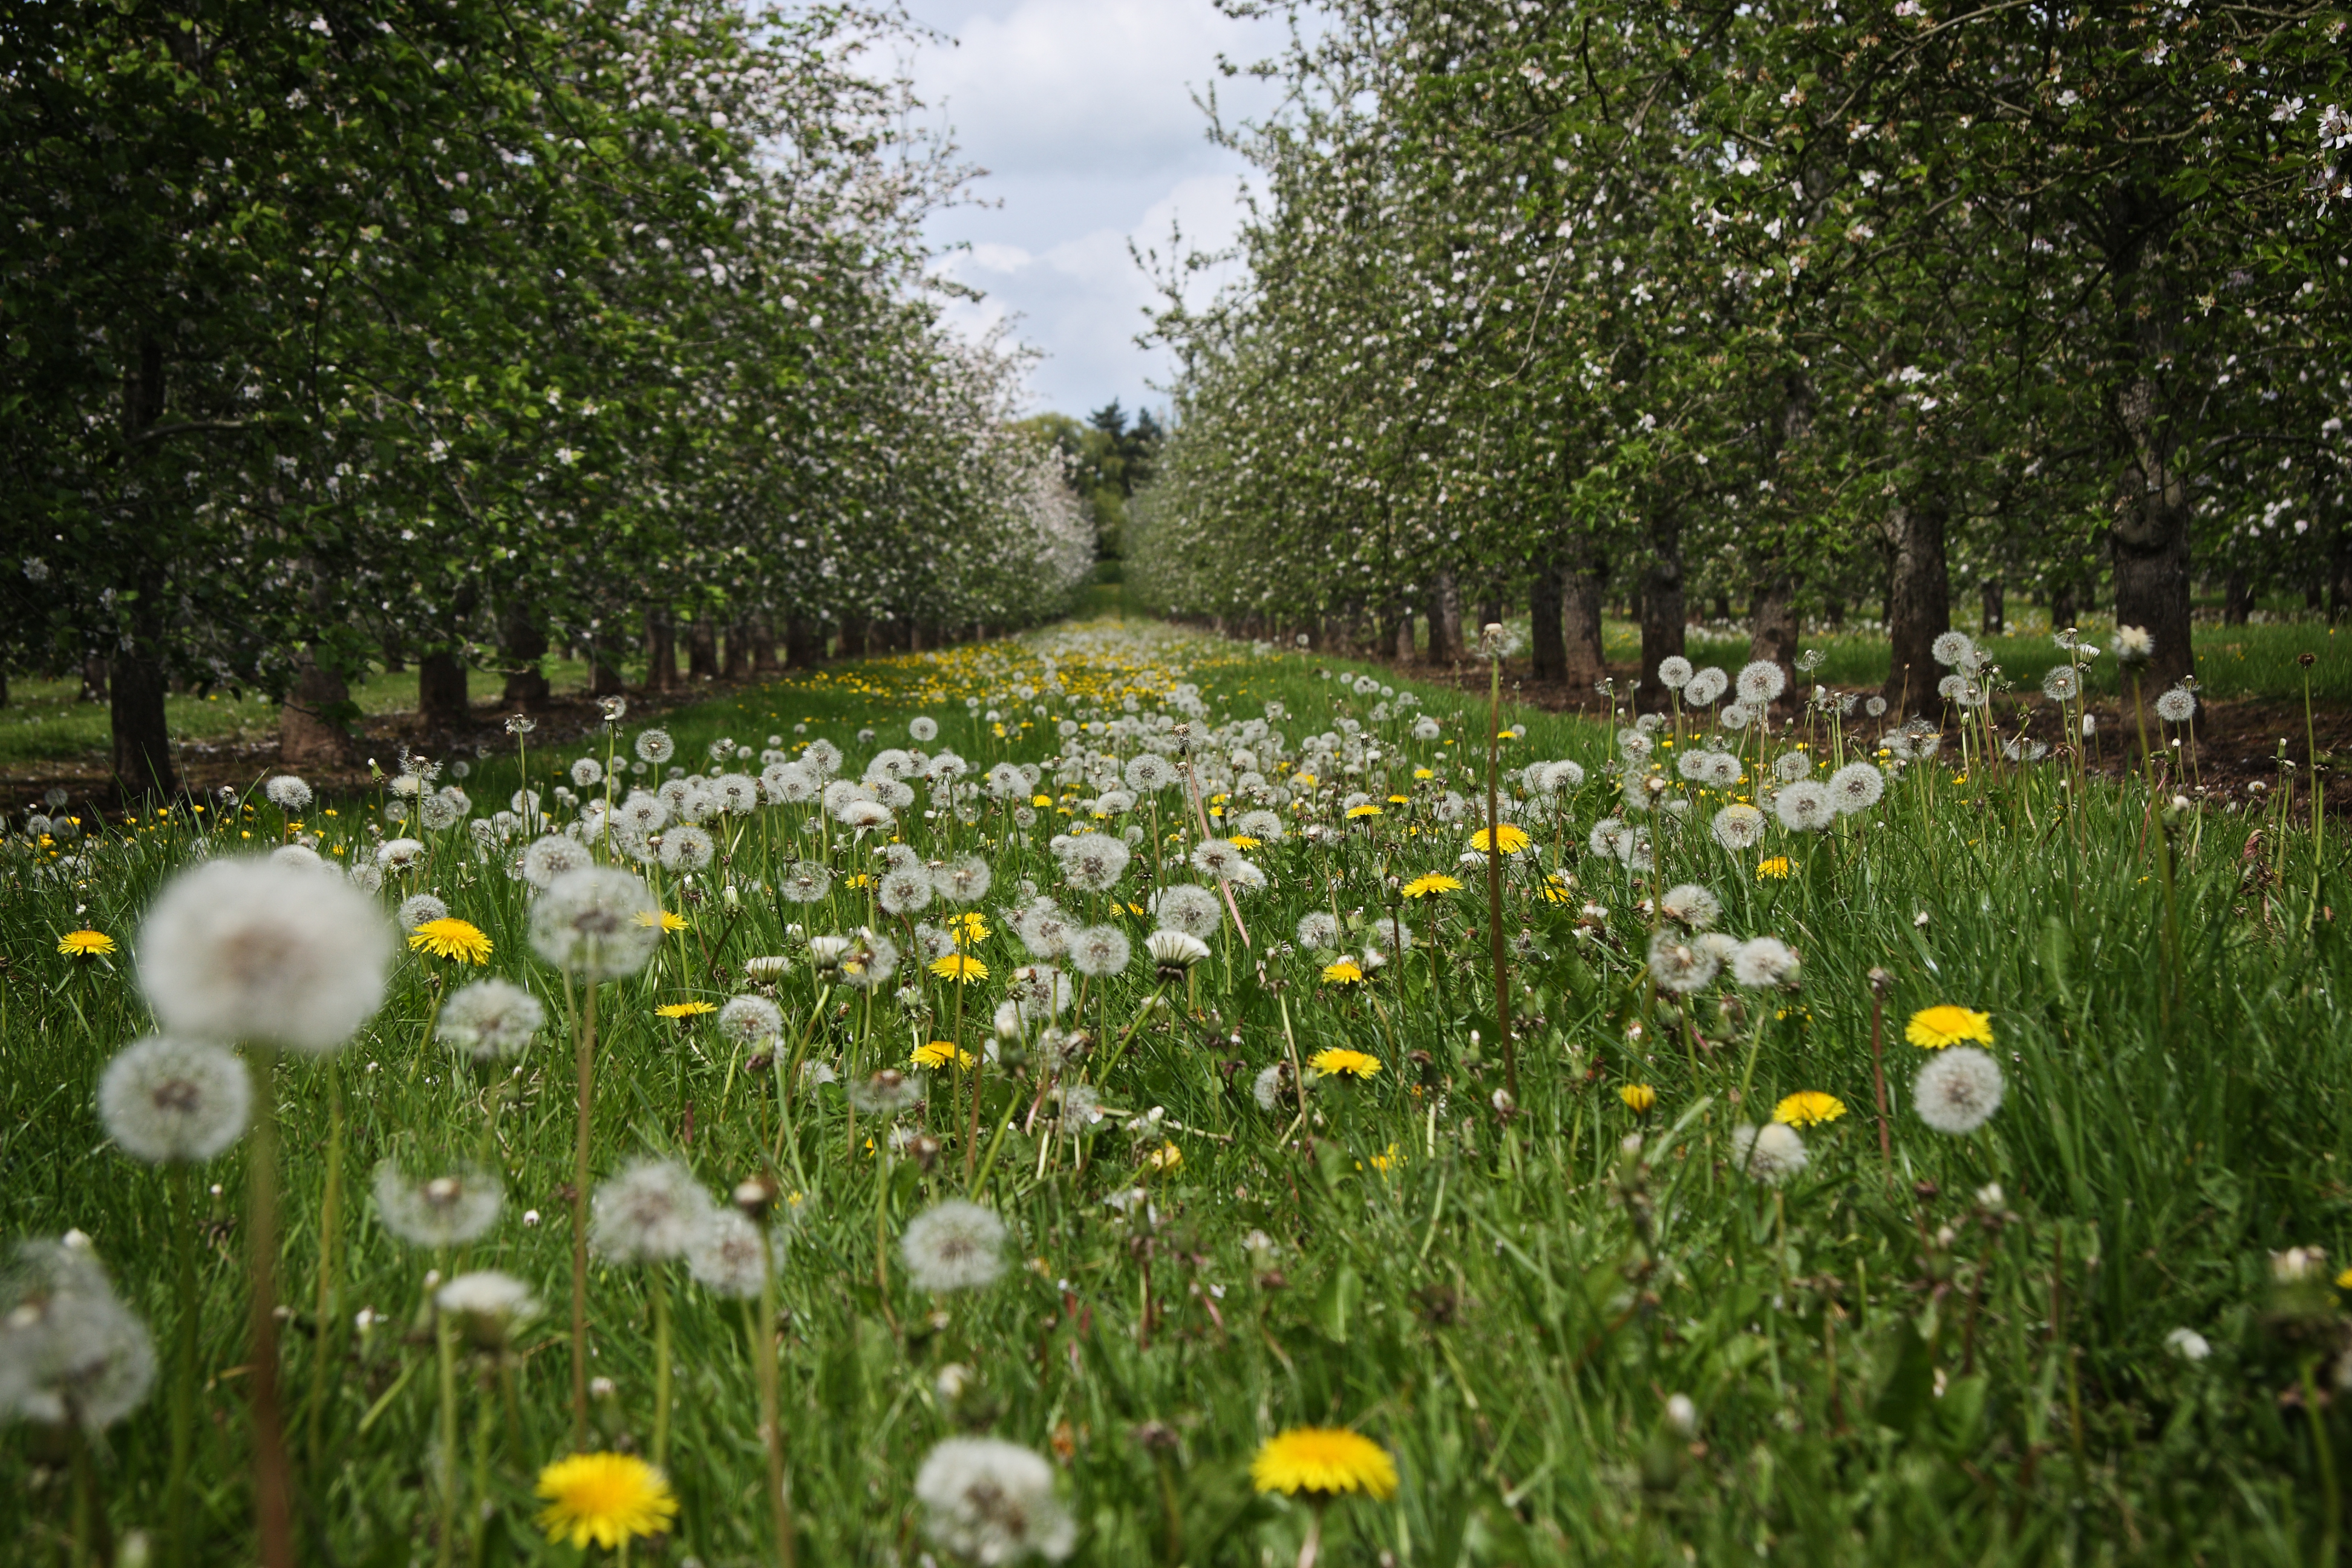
1637, 508, 1684, 710
840, 614, 870, 659
500, 600, 552, 710
2111, 352, 2195, 687
417, 650, 471, 733
751, 619, 780, 673
1389, 611, 1415, 665
2224, 571, 2252, 626
280, 645, 357, 768
1529, 558, 1565, 682
1882, 495, 1950, 718
645, 610, 678, 691
1425, 570, 1465, 664
1748, 581, 1800, 702
110, 648, 178, 801
79, 654, 109, 704
380, 635, 406, 675
2049, 578, 2079, 638
687, 617, 719, 680
785, 616, 823, 669
1478, 595, 1504, 638
1563, 548, 1608, 694
1979, 579, 2005, 637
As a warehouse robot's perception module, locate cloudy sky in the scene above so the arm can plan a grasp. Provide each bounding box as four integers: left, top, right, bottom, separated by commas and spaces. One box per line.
904, 0, 1294, 421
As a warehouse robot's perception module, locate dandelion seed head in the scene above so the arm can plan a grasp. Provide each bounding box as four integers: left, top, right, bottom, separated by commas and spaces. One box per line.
97, 1036, 250, 1163
1730, 1122, 1808, 1184
1913, 1046, 2005, 1134
915, 1437, 1074, 1563
592, 1159, 711, 1264
900, 1200, 1008, 1293
529, 867, 662, 980
137, 858, 394, 1054
374, 1160, 503, 1248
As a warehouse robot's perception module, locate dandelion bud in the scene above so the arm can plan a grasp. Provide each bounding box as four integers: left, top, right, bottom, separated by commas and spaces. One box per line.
1664, 1394, 1699, 1439
733, 1175, 779, 1218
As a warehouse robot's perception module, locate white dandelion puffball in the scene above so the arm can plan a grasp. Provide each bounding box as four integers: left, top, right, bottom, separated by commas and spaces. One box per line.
777, 860, 832, 903
1061, 834, 1132, 892
398, 893, 449, 930
658, 825, 715, 873
836, 798, 894, 832
1730, 937, 1801, 989
1647, 930, 1721, 995
878, 867, 934, 915
837, 928, 900, 990
376, 837, 426, 872
1684, 667, 1728, 706
1068, 925, 1132, 978
1152, 884, 1224, 939
716, 995, 785, 1048
263, 775, 313, 812
1295, 910, 1341, 952
437, 978, 545, 1061
915, 1437, 1075, 1564
635, 728, 676, 763
1736, 660, 1788, 706
592, 1158, 713, 1265
1253, 1063, 1291, 1111
1656, 655, 1694, 690
529, 866, 661, 981
2114, 624, 2153, 662
1731, 1123, 1808, 1184
137, 857, 395, 1054
1, 1240, 156, 1431
2154, 687, 2197, 724
687, 1207, 779, 1298
1827, 762, 1886, 814
98, 1036, 251, 1163
270, 844, 324, 872
569, 757, 603, 789
522, 834, 592, 889
436, 1270, 539, 1339
1659, 884, 1720, 930
933, 855, 993, 904
1711, 804, 1766, 851
2040, 665, 2082, 702
909, 715, 939, 743
900, 1200, 1008, 1293
2165, 1327, 2210, 1363
1913, 1046, 2004, 1134
1930, 631, 1976, 668
374, 1161, 503, 1249
1146, 929, 1211, 975
1773, 780, 1836, 832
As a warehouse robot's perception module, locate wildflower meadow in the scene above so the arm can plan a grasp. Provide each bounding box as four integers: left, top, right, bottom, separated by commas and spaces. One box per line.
4, 616, 2350, 1566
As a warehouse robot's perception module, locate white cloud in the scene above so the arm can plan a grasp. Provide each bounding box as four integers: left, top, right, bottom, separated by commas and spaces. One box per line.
907, 0, 1289, 413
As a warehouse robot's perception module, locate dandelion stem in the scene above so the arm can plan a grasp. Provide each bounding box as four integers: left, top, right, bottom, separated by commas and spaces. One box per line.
167, 1163, 198, 1568
246, 1043, 296, 1568
569, 975, 598, 1451
650, 1269, 672, 1469
434, 1270, 460, 1568
304, 1056, 345, 1472
1484, 647, 1515, 1104
752, 1229, 797, 1568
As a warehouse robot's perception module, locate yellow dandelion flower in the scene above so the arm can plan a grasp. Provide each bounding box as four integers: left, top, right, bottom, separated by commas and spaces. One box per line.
1412, 768, 1434, 780
633, 909, 689, 932
1401, 872, 1462, 898
1229, 834, 1263, 850
1540, 874, 1576, 904
949, 912, 990, 944
1346, 803, 1383, 820
1320, 958, 1366, 986
1310, 1047, 1381, 1078
408, 918, 493, 964
2337, 1267, 2352, 1292
1774, 1091, 1846, 1126
655, 1001, 717, 1019
534, 1452, 679, 1550
57, 929, 116, 959
1619, 1083, 1657, 1113
912, 1040, 974, 1071
1367, 1142, 1403, 1173
1906, 1005, 1993, 1050
1250, 1428, 1398, 1501
1468, 824, 1532, 855
930, 953, 988, 983
1755, 856, 1795, 880
1144, 1141, 1183, 1173
1031, 793, 1054, 808
1294, 771, 1318, 789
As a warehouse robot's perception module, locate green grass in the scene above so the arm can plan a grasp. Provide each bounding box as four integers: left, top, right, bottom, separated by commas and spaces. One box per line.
4, 619, 2350, 1566
0, 661, 599, 772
